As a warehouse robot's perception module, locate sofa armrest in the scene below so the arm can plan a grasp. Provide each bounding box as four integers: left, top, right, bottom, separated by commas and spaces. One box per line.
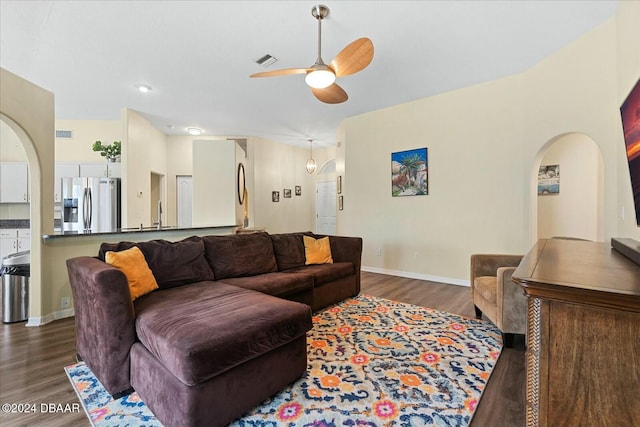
327, 236, 363, 267
330, 235, 362, 292
66, 256, 136, 396
307, 234, 363, 292
496, 266, 527, 334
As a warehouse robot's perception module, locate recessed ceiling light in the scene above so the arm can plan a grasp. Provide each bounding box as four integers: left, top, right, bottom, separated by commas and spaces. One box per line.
187, 127, 202, 136
136, 84, 152, 93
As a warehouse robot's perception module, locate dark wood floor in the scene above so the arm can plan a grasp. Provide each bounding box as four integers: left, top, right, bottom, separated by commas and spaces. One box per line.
0, 271, 525, 426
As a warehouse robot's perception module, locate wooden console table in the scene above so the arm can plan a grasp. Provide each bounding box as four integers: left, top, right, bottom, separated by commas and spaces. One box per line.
513, 238, 640, 427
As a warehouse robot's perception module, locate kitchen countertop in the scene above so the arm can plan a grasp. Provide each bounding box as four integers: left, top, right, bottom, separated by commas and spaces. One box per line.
42, 224, 239, 240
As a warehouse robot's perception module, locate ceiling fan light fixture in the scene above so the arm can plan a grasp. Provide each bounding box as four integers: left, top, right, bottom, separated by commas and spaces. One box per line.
136, 84, 152, 93
305, 67, 335, 89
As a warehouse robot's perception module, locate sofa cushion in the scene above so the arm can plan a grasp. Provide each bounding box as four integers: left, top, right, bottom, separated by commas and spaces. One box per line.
105, 246, 159, 300
284, 262, 355, 286
202, 232, 277, 279
270, 232, 308, 271
474, 276, 497, 304
99, 236, 214, 289
134, 281, 312, 386
218, 272, 313, 299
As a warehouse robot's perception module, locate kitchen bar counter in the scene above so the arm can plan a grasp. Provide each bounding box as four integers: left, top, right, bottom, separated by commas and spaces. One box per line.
42, 224, 239, 240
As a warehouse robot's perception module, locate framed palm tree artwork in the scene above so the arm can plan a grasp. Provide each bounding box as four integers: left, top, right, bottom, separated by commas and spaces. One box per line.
391, 148, 428, 197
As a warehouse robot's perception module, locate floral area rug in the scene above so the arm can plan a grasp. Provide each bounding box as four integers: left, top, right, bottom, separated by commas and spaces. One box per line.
65, 294, 502, 426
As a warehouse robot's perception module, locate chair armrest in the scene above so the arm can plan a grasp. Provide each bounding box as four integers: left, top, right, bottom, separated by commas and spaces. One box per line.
470, 254, 523, 287
496, 266, 527, 334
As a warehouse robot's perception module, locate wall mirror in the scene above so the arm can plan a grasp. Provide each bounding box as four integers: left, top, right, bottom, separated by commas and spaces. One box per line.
237, 163, 246, 205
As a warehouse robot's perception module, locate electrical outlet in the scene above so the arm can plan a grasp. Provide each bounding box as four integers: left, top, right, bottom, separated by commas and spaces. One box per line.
61, 297, 70, 309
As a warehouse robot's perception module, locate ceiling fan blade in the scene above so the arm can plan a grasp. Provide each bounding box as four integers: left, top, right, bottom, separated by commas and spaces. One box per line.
330, 38, 374, 78
312, 83, 348, 104
250, 68, 312, 78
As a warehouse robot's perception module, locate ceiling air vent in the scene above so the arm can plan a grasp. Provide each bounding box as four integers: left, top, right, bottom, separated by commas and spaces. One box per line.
255, 54, 278, 68
55, 130, 73, 139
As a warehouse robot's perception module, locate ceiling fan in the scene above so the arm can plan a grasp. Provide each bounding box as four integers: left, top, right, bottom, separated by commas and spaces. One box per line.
250, 4, 374, 104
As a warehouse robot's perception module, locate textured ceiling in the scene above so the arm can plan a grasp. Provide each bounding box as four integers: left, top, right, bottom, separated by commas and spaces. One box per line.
0, 1, 617, 147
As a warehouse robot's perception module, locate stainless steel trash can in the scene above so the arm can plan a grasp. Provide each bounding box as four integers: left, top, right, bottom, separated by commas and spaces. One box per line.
1, 250, 30, 323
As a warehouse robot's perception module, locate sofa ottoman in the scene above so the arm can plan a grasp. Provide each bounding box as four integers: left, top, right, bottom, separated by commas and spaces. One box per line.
131, 281, 312, 427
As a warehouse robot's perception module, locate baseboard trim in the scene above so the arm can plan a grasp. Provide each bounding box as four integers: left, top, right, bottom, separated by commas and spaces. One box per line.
26, 308, 75, 327
361, 266, 469, 287
21, 269, 468, 326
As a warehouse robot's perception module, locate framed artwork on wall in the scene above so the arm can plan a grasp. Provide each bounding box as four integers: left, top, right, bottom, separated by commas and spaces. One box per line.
272, 191, 280, 202
391, 147, 428, 197
295, 186, 302, 196
283, 188, 292, 198
538, 165, 560, 195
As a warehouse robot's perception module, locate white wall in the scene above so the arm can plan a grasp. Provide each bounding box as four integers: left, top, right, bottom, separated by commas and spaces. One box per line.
1, 119, 26, 161
122, 109, 168, 228
55, 119, 121, 162
616, 1, 640, 238
252, 137, 328, 234
338, 6, 640, 284
165, 135, 251, 228
1, 67, 55, 320
521, 18, 621, 245
537, 134, 603, 241
0, 120, 29, 219
166, 134, 328, 234
192, 139, 236, 226
340, 75, 524, 285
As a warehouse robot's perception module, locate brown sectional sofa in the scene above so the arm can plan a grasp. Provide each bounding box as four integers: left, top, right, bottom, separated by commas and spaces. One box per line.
66, 231, 362, 427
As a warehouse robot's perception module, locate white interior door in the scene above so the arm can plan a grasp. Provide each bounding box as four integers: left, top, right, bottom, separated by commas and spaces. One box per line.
177, 176, 193, 228
316, 181, 336, 235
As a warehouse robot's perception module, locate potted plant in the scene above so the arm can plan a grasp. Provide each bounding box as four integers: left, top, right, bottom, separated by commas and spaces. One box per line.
92, 140, 121, 162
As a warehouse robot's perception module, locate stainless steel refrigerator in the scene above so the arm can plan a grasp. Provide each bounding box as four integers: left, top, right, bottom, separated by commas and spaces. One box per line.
62, 177, 121, 233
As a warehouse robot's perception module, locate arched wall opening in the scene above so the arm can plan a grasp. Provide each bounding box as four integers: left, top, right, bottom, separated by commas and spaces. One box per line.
1, 114, 43, 322
530, 133, 605, 242
1, 67, 56, 324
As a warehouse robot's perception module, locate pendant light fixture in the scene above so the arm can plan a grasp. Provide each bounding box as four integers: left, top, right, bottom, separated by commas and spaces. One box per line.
306, 139, 317, 174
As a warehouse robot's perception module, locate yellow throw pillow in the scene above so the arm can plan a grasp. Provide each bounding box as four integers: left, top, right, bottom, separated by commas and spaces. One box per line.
105, 246, 158, 301
304, 235, 334, 265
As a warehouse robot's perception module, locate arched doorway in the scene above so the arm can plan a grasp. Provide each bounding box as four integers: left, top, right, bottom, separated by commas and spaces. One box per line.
1, 68, 56, 324
532, 133, 605, 242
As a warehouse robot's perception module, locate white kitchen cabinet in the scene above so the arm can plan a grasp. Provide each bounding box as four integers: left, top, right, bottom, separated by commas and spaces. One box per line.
107, 162, 121, 178
17, 229, 30, 252
54, 162, 80, 202
79, 163, 107, 178
80, 163, 121, 178
0, 162, 29, 203
0, 229, 17, 260
0, 229, 30, 261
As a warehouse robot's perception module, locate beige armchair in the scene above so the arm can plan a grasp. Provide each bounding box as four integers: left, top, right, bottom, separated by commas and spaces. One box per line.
470, 254, 526, 347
